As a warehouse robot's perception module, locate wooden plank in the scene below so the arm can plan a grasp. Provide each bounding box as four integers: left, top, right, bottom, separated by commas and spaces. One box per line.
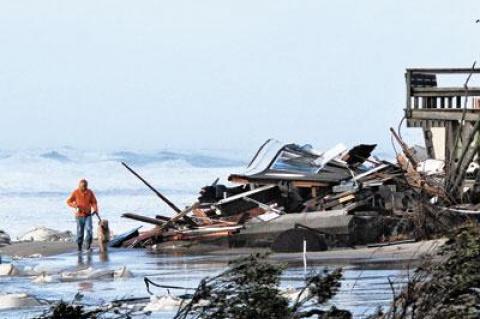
228, 176, 251, 184
407, 68, 480, 74
412, 87, 480, 97
122, 162, 181, 213
122, 213, 166, 226
292, 181, 330, 188
444, 121, 459, 186
451, 121, 480, 189
422, 122, 435, 158
409, 109, 480, 122
405, 71, 412, 110
216, 185, 276, 205
167, 203, 199, 225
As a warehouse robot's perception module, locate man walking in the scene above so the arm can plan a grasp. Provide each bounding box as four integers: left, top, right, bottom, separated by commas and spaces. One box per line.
66, 179, 98, 252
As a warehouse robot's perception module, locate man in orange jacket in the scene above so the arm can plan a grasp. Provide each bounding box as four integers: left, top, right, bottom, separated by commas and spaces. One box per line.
66, 179, 99, 251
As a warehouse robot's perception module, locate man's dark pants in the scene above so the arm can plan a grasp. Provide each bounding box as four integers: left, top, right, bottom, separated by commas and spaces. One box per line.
76, 215, 93, 250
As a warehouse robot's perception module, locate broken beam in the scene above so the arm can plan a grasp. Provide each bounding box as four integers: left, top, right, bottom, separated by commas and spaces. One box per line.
407, 109, 480, 122
122, 213, 166, 226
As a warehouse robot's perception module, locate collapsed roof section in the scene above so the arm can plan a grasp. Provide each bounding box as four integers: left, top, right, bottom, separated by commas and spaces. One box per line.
229, 139, 377, 186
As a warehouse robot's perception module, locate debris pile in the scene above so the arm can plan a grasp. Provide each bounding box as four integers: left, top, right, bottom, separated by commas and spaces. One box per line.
114, 132, 471, 253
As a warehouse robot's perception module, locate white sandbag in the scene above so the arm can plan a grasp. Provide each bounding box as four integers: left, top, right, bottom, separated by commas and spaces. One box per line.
32, 273, 59, 284
60, 267, 114, 282
0, 293, 41, 309
19, 227, 73, 242
0, 264, 40, 277
0, 264, 22, 276
33, 264, 65, 274
114, 266, 133, 278
21, 266, 40, 276
143, 295, 182, 312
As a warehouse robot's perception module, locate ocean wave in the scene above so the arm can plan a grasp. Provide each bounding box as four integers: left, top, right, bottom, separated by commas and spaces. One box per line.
0, 188, 196, 198
39, 151, 71, 162
0, 148, 246, 168
107, 150, 245, 167
0, 152, 242, 195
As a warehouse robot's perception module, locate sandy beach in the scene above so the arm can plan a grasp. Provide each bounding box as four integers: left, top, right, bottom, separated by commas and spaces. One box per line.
1, 241, 77, 258
0, 238, 444, 265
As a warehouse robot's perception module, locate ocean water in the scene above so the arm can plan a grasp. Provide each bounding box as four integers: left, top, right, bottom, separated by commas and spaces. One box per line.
0, 248, 406, 319
0, 147, 246, 239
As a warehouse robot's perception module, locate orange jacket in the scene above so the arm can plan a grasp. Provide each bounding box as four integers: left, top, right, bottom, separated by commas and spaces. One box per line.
66, 189, 98, 217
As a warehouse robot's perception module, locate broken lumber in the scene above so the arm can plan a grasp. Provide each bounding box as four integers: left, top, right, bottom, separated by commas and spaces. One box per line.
122, 213, 166, 226
121, 162, 182, 213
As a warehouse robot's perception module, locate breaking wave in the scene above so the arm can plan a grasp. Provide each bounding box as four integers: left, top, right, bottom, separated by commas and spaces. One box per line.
0, 148, 246, 195
0, 148, 244, 167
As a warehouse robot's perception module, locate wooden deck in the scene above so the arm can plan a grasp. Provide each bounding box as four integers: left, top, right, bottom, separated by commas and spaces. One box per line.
405, 67, 480, 198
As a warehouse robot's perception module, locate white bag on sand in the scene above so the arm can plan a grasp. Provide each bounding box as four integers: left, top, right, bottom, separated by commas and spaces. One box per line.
114, 266, 133, 278
0, 264, 40, 277
60, 267, 114, 282
144, 295, 182, 312
0, 264, 22, 276
0, 293, 40, 309
59, 266, 132, 282
32, 273, 59, 284
33, 264, 65, 274
19, 227, 73, 242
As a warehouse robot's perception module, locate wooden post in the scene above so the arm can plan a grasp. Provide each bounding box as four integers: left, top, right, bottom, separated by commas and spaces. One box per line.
444, 121, 456, 184
422, 121, 435, 159
406, 71, 412, 111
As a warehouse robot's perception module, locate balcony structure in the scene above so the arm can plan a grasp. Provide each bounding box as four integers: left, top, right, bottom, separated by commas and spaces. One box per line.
405, 67, 480, 196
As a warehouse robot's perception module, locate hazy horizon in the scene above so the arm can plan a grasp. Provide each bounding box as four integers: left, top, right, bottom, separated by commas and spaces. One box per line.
1, 0, 480, 153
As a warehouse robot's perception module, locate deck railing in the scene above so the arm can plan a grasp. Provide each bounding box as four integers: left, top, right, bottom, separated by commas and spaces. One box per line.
406, 68, 480, 112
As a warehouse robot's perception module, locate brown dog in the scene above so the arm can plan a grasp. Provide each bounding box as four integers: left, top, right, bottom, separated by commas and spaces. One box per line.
97, 219, 110, 253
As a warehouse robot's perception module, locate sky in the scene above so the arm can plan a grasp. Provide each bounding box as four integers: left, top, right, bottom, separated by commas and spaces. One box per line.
1, 0, 480, 155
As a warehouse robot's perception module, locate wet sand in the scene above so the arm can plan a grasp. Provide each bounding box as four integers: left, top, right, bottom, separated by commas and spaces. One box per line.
0, 238, 445, 265
0, 241, 77, 258
211, 239, 446, 266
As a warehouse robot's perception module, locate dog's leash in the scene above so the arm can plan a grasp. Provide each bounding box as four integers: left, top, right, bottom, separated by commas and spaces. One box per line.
93, 211, 102, 222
